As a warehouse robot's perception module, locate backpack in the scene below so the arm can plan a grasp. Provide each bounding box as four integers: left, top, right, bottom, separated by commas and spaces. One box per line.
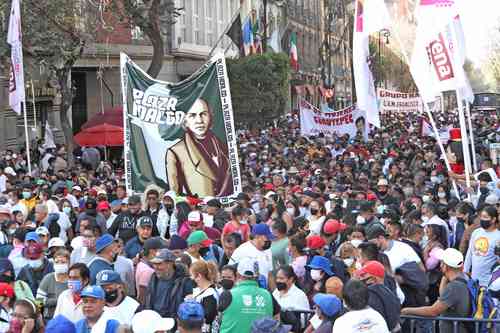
456, 277, 497, 333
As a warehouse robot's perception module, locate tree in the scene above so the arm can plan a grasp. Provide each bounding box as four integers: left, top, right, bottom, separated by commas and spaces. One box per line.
106, 0, 182, 78
464, 59, 489, 93
227, 53, 290, 125
0, 0, 98, 166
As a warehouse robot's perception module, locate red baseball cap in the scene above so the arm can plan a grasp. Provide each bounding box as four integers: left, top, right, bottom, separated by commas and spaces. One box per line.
89, 189, 98, 197
187, 197, 203, 207
97, 201, 111, 212
263, 183, 275, 191
323, 219, 347, 235
0, 283, 14, 298
356, 260, 385, 279
366, 192, 378, 201
291, 185, 303, 194
306, 235, 326, 250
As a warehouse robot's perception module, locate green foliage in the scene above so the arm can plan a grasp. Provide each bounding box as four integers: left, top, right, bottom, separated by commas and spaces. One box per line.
227, 53, 290, 125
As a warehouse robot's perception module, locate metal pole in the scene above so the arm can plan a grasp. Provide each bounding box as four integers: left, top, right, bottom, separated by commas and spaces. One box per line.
465, 100, 478, 172
22, 102, 32, 175
31, 80, 37, 135
456, 91, 473, 194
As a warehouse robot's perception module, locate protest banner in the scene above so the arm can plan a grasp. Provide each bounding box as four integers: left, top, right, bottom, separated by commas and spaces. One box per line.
120, 53, 241, 200
377, 88, 423, 113
299, 99, 367, 139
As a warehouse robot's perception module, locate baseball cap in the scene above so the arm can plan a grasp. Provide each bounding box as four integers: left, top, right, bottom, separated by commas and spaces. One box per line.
436, 248, 464, 269
25, 231, 40, 243
80, 285, 105, 300
0, 282, 14, 298
251, 223, 275, 240
306, 235, 326, 250
313, 293, 343, 317
187, 211, 203, 223
137, 216, 153, 228
377, 179, 389, 186
132, 311, 175, 333
127, 195, 141, 205
96, 201, 111, 212
187, 230, 212, 247
96, 270, 122, 286
143, 237, 168, 252
323, 219, 347, 234
35, 226, 50, 237
207, 198, 222, 208
72, 186, 82, 192
251, 318, 292, 333
95, 234, 115, 253
237, 257, 258, 277
177, 300, 205, 321
150, 248, 176, 264
365, 223, 387, 240
85, 198, 97, 210
355, 260, 385, 279
0, 259, 13, 274
48, 237, 65, 249
168, 235, 188, 251
45, 315, 76, 333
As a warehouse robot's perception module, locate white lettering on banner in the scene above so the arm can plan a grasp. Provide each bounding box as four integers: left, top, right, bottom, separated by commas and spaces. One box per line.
377, 88, 424, 113
299, 100, 366, 138
131, 88, 183, 124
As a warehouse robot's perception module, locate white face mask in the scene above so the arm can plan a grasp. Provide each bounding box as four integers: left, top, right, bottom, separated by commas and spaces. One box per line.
310, 269, 323, 281
356, 215, 366, 224
286, 208, 295, 215
422, 216, 429, 223
343, 258, 354, 267
28, 259, 43, 269
240, 219, 248, 225
422, 195, 431, 203
350, 239, 363, 248
53, 263, 69, 274
420, 235, 429, 248
437, 192, 446, 199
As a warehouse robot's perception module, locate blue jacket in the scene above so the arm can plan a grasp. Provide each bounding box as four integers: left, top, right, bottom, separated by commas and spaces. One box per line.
124, 236, 144, 259
75, 317, 120, 333
88, 257, 113, 285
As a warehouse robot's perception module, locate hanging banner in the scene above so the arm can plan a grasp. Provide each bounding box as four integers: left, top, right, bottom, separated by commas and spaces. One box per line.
377, 88, 423, 113
299, 99, 367, 139
120, 53, 241, 200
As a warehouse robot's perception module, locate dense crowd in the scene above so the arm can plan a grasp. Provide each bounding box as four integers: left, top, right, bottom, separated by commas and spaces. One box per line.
0, 110, 499, 333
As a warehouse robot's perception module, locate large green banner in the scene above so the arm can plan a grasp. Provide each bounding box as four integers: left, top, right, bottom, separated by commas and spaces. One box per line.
120, 53, 241, 200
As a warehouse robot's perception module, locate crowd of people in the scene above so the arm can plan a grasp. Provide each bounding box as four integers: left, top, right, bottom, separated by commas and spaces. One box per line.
0, 110, 499, 333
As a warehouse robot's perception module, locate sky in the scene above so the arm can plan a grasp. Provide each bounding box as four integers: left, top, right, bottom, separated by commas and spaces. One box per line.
460, 0, 500, 65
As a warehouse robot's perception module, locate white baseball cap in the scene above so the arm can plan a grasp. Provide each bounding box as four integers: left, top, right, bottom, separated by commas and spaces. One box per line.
131, 310, 175, 333
436, 248, 464, 269
237, 257, 259, 278
48, 237, 65, 249
187, 211, 203, 222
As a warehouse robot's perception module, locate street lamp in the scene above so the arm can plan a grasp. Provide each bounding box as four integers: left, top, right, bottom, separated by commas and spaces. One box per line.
377, 28, 391, 87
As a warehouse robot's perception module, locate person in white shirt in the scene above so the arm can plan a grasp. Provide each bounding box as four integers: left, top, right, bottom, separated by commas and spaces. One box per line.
230, 223, 274, 283
333, 279, 389, 333
421, 202, 450, 238
272, 266, 310, 311
96, 270, 139, 326
0, 169, 7, 194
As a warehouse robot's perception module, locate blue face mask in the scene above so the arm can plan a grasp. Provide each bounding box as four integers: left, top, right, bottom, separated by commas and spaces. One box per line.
22, 191, 31, 200
68, 280, 82, 293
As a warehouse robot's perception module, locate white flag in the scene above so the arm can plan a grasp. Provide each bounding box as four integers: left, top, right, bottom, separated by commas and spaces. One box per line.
410, 0, 473, 103
353, 0, 390, 128
7, 0, 25, 115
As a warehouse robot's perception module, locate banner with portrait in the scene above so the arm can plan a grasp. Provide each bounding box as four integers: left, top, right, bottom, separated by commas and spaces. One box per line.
120, 53, 241, 200
377, 88, 423, 113
299, 99, 367, 140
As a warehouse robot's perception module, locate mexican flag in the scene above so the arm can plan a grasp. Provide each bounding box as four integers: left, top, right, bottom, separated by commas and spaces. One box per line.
290, 32, 298, 71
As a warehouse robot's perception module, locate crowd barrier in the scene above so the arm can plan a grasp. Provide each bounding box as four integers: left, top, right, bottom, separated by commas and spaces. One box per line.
401, 314, 500, 333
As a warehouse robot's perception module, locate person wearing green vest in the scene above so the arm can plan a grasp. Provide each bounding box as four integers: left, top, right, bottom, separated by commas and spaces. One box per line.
218, 257, 281, 333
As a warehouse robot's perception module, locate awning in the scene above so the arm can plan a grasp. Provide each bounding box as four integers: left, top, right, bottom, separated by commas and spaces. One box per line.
293, 85, 305, 95
305, 85, 315, 96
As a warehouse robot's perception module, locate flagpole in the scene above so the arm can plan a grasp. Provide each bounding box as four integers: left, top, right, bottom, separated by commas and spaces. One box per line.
208, 6, 242, 58
456, 91, 473, 196
465, 101, 478, 172
22, 102, 32, 175
391, 31, 460, 198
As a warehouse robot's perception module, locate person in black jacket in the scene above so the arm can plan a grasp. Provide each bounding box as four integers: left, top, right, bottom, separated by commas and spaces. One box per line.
355, 260, 401, 332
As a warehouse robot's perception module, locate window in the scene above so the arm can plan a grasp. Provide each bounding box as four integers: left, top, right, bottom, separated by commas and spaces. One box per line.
194, 0, 204, 45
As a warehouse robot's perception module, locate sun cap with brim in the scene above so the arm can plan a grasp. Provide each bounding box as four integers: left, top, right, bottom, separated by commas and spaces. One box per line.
435, 248, 464, 269
131, 310, 175, 333
150, 248, 177, 264
306, 255, 334, 276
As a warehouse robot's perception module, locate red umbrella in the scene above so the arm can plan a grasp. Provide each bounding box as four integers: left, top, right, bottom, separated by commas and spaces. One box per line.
82, 106, 123, 130
74, 123, 123, 147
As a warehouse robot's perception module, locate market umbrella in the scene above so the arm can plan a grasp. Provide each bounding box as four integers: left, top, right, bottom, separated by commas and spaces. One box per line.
74, 123, 123, 147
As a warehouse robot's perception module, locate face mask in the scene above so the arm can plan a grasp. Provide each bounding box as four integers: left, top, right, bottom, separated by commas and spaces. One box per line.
22, 191, 31, 199
351, 239, 363, 248
480, 187, 489, 195
199, 247, 210, 257
343, 258, 354, 267
422, 216, 429, 223
286, 208, 295, 215
310, 208, 319, 216
54, 263, 69, 274
422, 195, 431, 203
480, 219, 492, 230
420, 235, 429, 249
104, 289, 119, 303
275, 282, 288, 291
310, 269, 322, 281
437, 192, 446, 199
220, 279, 234, 290
356, 215, 366, 224
403, 188, 414, 197
28, 259, 43, 269
262, 240, 271, 251
240, 219, 248, 225
377, 205, 385, 215
68, 280, 83, 293
63, 207, 72, 215
8, 317, 23, 333
112, 252, 119, 263
430, 176, 440, 184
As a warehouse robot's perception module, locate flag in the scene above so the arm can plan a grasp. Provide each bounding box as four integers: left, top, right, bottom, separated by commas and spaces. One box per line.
352, 0, 390, 128
242, 16, 254, 56
226, 14, 243, 56
290, 32, 298, 71
410, 0, 473, 103
7, 0, 25, 115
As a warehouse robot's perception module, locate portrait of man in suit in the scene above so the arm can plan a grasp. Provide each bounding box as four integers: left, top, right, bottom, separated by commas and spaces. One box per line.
165, 98, 233, 197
